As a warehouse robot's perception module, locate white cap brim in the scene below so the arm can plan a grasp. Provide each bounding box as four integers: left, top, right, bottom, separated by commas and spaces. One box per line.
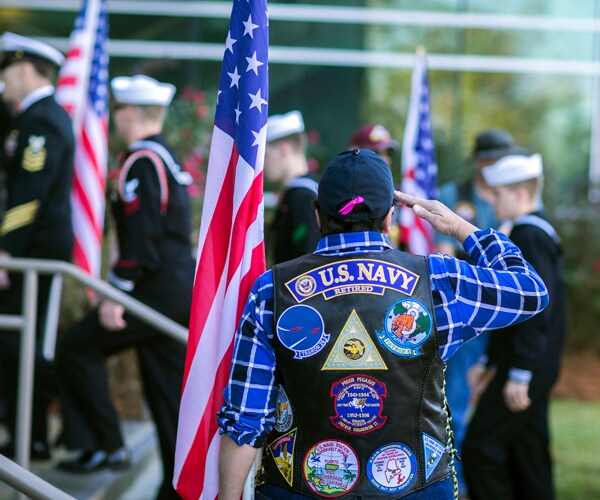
482, 153, 543, 187
0, 32, 64, 66
111, 75, 176, 106
267, 110, 305, 143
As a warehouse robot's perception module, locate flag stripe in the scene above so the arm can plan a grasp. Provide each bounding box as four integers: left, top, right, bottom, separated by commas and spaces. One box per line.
401, 50, 438, 256
174, 1, 268, 496
55, 0, 108, 278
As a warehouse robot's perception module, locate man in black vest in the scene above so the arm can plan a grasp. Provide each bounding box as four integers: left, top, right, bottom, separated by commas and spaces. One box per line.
56, 75, 194, 500
463, 152, 566, 500
0, 32, 74, 459
217, 149, 550, 499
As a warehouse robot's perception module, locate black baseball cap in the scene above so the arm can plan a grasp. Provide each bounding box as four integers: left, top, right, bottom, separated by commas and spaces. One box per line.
473, 128, 517, 160
317, 149, 394, 221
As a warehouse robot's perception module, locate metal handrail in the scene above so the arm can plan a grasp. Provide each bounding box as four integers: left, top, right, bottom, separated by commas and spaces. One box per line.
0, 257, 188, 497
0, 455, 75, 500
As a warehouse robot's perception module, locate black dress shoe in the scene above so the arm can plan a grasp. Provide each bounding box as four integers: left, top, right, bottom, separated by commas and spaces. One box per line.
58, 447, 131, 473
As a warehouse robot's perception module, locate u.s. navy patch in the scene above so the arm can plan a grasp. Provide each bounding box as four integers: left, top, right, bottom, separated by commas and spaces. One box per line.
330, 374, 387, 434
321, 310, 387, 371
367, 442, 417, 494
22, 135, 47, 172
276, 305, 330, 359
423, 433, 445, 482
303, 439, 360, 497
376, 299, 433, 358
268, 428, 297, 487
274, 384, 293, 433
286, 259, 419, 302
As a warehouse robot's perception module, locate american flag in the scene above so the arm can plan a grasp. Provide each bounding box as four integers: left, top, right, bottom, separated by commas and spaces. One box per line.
55, 0, 109, 277
173, 0, 268, 498
400, 48, 438, 255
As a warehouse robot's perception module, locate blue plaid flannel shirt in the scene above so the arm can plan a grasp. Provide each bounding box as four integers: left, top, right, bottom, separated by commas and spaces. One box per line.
218, 229, 549, 447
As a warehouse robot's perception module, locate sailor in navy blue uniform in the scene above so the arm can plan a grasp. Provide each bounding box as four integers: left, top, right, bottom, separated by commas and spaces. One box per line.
0, 32, 74, 459
57, 75, 194, 500
463, 153, 566, 500
265, 110, 320, 264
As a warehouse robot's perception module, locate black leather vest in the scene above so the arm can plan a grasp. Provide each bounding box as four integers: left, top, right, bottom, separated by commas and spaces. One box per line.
262, 249, 451, 498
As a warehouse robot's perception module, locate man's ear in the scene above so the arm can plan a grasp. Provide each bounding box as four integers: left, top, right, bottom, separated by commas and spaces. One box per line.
382, 207, 394, 235
315, 209, 321, 229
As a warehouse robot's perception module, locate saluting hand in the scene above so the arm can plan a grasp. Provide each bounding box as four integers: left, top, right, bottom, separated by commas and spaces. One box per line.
394, 191, 479, 243
98, 299, 127, 331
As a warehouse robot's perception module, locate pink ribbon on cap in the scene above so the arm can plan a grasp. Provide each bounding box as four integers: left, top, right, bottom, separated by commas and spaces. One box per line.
338, 196, 364, 215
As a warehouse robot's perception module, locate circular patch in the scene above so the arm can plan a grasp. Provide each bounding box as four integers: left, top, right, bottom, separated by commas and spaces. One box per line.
343, 338, 365, 361
295, 275, 317, 297
376, 299, 432, 357
330, 375, 387, 434
303, 439, 360, 497
277, 305, 330, 359
367, 443, 417, 493
274, 385, 293, 433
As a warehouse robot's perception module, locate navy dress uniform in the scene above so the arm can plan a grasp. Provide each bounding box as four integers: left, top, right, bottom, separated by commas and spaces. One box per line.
56, 76, 194, 500
0, 32, 74, 457
266, 111, 320, 264
463, 153, 566, 500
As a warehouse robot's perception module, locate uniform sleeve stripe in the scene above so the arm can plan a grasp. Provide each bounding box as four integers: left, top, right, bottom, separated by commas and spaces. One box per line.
0, 200, 41, 236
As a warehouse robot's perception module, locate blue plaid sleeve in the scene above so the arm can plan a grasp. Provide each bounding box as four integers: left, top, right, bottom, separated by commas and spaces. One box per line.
431, 228, 549, 361
217, 270, 278, 448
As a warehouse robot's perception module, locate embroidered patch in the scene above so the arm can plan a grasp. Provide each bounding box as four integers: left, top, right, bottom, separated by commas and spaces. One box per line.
303, 439, 359, 497
268, 428, 297, 487
423, 433, 445, 482
276, 305, 330, 359
330, 374, 387, 434
376, 299, 433, 358
286, 259, 419, 302
123, 178, 139, 202
322, 310, 387, 371
22, 135, 47, 172
367, 442, 417, 493
274, 384, 293, 433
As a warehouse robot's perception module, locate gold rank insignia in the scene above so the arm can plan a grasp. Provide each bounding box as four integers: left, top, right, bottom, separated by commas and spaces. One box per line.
22, 135, 47, 172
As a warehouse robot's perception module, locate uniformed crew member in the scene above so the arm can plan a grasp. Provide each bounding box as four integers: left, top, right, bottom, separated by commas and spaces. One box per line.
463, 153, 566, 500
436, 128, 523, 494
0, 32, 74, 459
265, 110, 320, 265
217, 149, 549, 499
56, 75, 194, 500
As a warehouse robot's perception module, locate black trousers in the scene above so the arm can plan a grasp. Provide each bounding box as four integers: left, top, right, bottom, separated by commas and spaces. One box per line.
0, 273, 57, 445
56, 308, 186, 500
462, 369, 558, 500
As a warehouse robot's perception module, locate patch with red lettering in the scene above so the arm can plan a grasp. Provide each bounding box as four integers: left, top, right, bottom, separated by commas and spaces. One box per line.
303, 439, 359, 497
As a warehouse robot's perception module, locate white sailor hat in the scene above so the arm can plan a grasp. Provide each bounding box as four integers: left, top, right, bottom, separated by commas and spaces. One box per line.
0, 32, 64, 68
482, 153, 543, 187
110, 75, 176, 106
267, 110, 305, 143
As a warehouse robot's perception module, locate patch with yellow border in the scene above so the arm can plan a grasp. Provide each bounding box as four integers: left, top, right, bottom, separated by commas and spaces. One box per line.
22, 135, 47, 172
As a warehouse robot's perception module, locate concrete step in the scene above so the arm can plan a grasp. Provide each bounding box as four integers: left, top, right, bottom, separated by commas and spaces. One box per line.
0, 420, 161, 500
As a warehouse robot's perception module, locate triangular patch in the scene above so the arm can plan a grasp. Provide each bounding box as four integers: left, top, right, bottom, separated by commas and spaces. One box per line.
268, 428, 297, 486
322, 310, 387, 370
423, 433, 445, 482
